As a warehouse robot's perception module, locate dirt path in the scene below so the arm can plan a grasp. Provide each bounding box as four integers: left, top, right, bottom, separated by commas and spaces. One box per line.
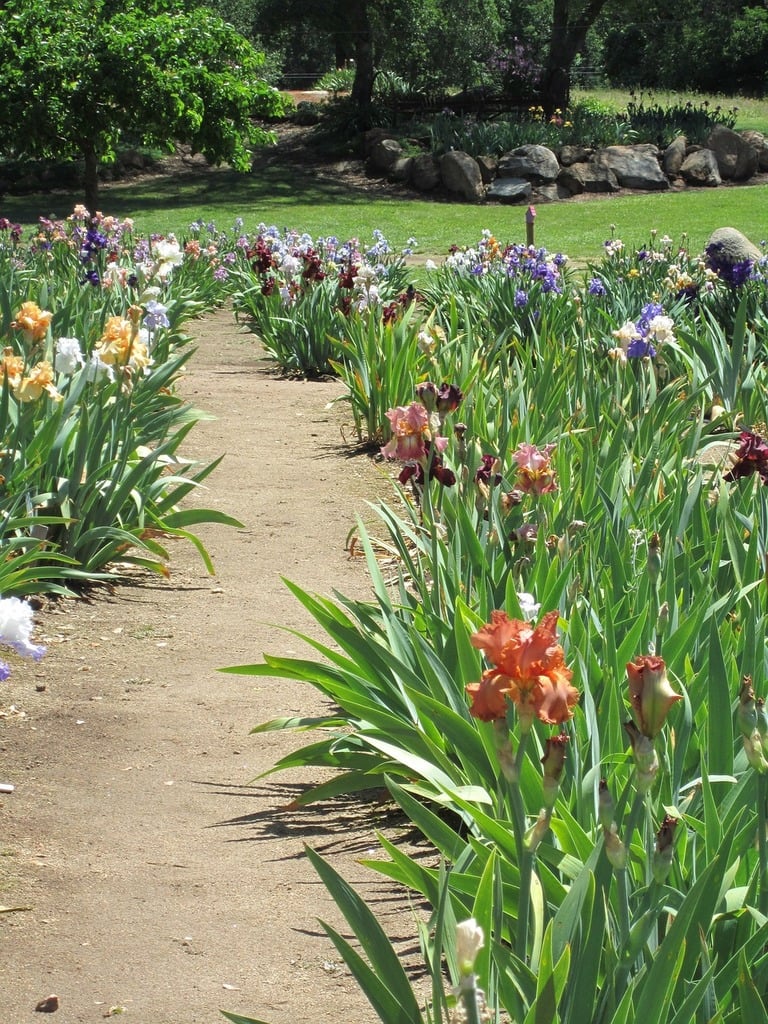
0, 309, 413, 1023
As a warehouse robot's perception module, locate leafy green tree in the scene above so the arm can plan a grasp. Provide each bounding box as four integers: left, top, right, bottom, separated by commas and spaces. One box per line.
596, 0, 768, 95
0, 0, 285, 210
387, 0, 503, 98
726, 6, 768, 95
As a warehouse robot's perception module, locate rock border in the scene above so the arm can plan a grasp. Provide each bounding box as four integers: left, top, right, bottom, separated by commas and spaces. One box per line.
365, 124, 768, 204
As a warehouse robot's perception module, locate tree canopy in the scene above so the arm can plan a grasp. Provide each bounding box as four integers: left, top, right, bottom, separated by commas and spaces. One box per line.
204, 0, 767, 124
1, 0, 285, 209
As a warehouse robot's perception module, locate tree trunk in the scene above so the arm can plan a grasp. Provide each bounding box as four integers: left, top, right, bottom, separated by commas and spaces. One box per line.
540, 0, 614, 116
349, 0, 375, 130
82, 142, 100, 214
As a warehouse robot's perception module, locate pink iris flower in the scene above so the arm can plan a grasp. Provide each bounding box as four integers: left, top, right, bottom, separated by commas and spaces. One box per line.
512, 442, 558, 494
381, 402, 447, 463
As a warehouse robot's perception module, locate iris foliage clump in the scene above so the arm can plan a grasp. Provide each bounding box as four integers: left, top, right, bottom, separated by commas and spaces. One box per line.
0, 210, 247, 593
223, 224, 768, 1024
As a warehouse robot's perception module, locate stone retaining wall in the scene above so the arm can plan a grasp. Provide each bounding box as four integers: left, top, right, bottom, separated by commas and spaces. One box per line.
365, 124, 768, 204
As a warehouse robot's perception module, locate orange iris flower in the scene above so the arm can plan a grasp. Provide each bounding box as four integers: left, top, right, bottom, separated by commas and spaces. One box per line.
467, 609, 578, 726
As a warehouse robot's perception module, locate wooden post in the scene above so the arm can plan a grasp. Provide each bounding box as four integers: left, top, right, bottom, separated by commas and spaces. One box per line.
526, 205, 536, 247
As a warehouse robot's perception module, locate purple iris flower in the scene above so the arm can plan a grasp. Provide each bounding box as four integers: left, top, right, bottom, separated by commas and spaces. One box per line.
143, 300, 170, 331
627, 338, 657, 359
636, 302, 664, 333
705, 241, 755, 287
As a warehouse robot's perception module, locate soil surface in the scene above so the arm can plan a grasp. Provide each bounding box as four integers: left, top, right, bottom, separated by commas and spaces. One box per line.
0, 310, 420, 1023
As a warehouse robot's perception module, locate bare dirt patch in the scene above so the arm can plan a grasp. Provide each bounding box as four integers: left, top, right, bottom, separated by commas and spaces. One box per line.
0, 310, 419, 1023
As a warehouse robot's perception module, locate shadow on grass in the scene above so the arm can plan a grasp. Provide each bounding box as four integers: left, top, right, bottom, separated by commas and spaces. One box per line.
2, 161, 407, 227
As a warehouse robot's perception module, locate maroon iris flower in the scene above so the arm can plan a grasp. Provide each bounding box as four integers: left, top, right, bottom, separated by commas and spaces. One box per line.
382, 301, 401, 325
248, 238, 277, 275
416, 381, 464, 416
302, 250, 325, 282
724, 430, 768, 485
339, 265, 358, 289
474, 454, 502, 486
399, 445, 456, 487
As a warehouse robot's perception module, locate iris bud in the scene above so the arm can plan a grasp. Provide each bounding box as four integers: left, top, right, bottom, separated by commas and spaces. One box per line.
626, 654, 681, 739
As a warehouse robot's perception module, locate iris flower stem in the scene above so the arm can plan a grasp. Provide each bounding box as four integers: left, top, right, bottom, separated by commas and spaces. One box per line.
758, 773, 768, 916
624, 787, 647, 855
493, 720, 533, 962
509, 729, 532, 963
611, 785, 645, 970
516, 848, 534, 963
616, 867, 631, 953
458, 975, 484, 1024
501, 773, 533, 961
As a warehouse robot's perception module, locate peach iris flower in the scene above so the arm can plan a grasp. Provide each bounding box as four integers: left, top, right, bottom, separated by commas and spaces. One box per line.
94, 315, 149, 369
11, 302, 52, 345
626, 654, 681, 739
467, 610, 578, 726
15, 361, 62, 402
95, 316, 134, 364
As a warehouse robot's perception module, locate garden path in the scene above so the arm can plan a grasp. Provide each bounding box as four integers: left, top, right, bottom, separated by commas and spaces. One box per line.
0, 307, 412, 1023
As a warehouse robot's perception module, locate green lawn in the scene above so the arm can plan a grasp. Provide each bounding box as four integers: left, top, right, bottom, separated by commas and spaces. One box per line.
3, 86, 768, 264
5, 167, 765, 266
572, 87, 768, 135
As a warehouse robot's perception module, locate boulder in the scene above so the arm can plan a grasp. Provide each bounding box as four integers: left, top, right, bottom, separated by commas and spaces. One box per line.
534, 182, 574, 202
367, 138, 404, 175
439, 151, 485, 201
680, 149, 722, 187
558, 161, 619, 195
705, 226, 763, 264
662, 136, 688, 177
593, 145, 669, 190
119, 149, 151, 171
389, 156, 413, 183
558, 144, 592, 167
740, 129, 768, 172
410, 153, 441, 191
498, 144, 560, 183
486, 177, 533, 203
706, 125, 758, 180
476, 154, 498, 184
364, 128, 399, 155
